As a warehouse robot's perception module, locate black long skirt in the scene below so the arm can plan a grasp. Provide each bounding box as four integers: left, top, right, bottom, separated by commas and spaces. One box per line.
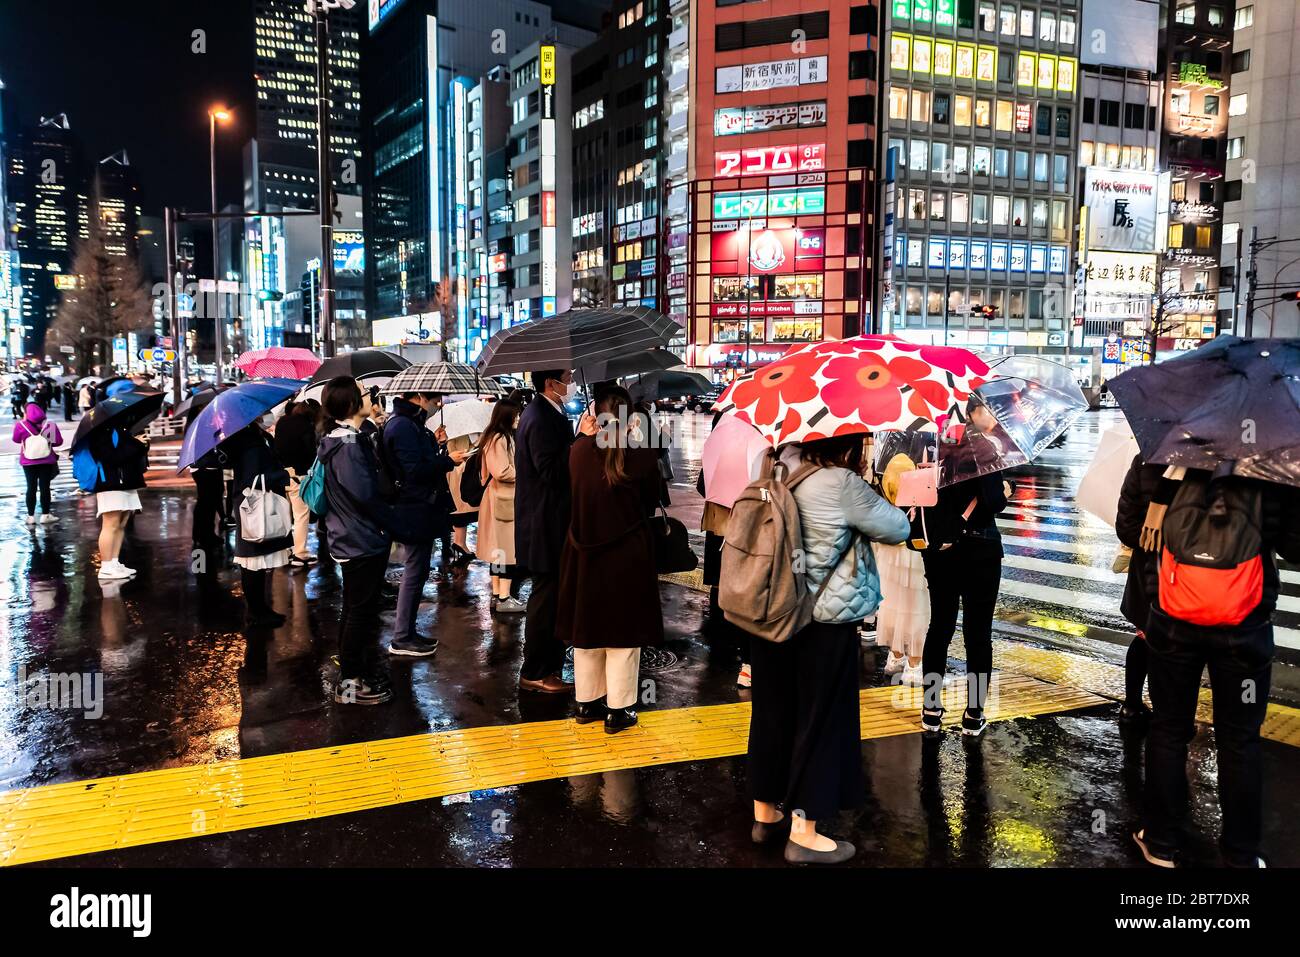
747, 620, 862, 822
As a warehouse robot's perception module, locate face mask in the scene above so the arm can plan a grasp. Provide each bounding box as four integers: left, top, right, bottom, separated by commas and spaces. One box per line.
563, 381, 579, 402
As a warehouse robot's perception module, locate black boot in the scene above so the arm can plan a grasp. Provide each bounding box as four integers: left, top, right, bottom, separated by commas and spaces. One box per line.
574, 696, 607, 724
604, 705, 638, 734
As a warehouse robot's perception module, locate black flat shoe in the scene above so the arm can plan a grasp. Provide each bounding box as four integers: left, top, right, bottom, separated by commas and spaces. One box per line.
783, 839, 856, 865
604, 706, 638, 734
1119, 703, 1152, 725
574, 697, 607, 724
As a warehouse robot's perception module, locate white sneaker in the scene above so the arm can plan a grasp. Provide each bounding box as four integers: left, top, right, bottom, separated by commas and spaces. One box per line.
25, 515, 36, 526
900, 660, 925, 687
883, 651, 907, 675
39, 514, 57, 524
494, 597, 527, 614
98, 561, 136, 581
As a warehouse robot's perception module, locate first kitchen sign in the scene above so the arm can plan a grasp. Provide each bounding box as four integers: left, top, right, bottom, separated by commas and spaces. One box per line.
715, 143, 826, 177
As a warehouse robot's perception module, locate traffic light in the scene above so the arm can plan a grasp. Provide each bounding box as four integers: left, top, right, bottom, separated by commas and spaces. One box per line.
1278, 291, 1300, 307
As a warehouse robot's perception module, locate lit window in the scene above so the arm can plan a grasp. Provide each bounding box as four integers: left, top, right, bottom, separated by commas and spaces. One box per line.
1227, 136, 1245, 159
1229, 93, 1248, 116
1235, 5, 1254, 29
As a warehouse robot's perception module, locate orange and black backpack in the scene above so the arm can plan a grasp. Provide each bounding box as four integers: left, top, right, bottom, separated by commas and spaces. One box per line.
1157, 474, 1264, 627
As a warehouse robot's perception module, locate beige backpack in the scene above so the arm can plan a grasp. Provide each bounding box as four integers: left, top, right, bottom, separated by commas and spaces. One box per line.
718, 452, 829, 643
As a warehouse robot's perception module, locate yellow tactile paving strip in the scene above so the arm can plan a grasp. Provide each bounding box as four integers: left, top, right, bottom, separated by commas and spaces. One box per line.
989, 640, 1300, 748
0, 672, 1101, 867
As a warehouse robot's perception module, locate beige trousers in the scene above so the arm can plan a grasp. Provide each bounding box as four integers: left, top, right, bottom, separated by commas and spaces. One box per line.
573, 647, 641, 709
285, 470, 311, 559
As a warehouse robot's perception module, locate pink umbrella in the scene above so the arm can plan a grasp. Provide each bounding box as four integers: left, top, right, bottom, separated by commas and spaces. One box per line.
702, 414, 770, 509
233, 347, 321, 380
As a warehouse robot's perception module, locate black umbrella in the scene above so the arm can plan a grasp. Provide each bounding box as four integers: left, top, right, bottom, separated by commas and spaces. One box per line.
305, 349, 410, 386
578, 348, 683, 382
1108, 335, 1300, 487
628, 369, 713, 403
70, 389, 165, 452
173, 384, 232, 421
476, 307, 680, 376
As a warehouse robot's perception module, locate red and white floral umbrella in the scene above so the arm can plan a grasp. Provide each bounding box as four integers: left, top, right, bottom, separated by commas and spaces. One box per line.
713, 335, 991, 446
233, 347, 322, 380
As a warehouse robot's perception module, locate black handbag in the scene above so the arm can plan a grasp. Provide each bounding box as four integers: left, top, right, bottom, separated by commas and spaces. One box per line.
652, 506, 698, 574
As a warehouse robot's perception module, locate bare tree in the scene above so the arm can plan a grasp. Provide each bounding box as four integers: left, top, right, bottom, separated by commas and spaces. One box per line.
45, 219, 153, 376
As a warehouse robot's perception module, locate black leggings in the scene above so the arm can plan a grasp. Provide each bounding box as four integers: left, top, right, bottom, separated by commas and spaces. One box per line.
23, 463, 56, 516
921, 537, 1003, 713
241, 568, 271, 615
1125, 635, 1149, 707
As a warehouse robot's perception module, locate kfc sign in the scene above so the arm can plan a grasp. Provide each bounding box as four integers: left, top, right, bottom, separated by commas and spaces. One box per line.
715, 143, 826, 178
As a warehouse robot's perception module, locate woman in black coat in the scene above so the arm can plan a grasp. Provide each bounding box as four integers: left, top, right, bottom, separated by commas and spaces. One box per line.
1115, 454, 1164, 724
220, 422, 293, 627
556, 386, 663, 734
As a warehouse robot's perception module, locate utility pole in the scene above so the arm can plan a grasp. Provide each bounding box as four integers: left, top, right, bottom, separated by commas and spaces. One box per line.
1244, 225, 1259, 338
311, 0, 347, 358
1230, 231, 1244, 335
943, 273, 951, 347
165, 206, 182, 404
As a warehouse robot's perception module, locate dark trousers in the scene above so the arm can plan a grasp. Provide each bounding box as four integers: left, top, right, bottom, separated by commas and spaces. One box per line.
921, 537, 1002, 712
1143, 613, 1272, 866
241, 568, 270, 615
340, 551, 388, 683
522, 570, 565, 681
1125, 635, 1149, 707
748, 620, 862, 822
192, 470, 225, 549
394, 540, 433, 641
23, 463, 56, 516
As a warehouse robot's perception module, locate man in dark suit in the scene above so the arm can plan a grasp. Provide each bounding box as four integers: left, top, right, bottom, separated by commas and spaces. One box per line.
515, 368, 596, 693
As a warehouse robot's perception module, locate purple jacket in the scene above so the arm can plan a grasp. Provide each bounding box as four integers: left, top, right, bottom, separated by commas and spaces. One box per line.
13, 404, 63, 467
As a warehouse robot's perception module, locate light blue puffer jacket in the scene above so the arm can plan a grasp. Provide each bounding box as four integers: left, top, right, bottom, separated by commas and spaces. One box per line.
785, 454, 912, 624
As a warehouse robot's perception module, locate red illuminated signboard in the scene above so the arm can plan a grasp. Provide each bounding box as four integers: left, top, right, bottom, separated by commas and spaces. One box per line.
542, 192, 556, 227
710, 228, 826, 275
489, 253, 508, 273
714, 143, 827, 177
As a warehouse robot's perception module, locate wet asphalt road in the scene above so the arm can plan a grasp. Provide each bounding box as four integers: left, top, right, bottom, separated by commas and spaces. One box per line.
2, 406, 1299, 867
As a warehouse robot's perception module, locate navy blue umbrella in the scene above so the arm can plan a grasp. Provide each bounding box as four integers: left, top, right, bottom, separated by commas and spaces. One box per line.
176, 378, 302, 472
70, 388, 165, 452
1108, 335, 1300, 487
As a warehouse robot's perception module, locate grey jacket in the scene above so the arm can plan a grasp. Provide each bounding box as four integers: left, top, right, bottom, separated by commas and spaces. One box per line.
788, 459, 911, 623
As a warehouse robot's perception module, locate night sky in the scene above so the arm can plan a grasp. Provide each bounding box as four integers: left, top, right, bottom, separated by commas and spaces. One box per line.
1, 0, 611, 217
0, 0, 255, 214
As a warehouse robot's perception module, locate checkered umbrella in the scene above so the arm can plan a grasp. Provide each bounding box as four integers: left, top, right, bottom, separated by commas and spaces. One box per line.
476, 307, 680, 376
380, 362, 506, 397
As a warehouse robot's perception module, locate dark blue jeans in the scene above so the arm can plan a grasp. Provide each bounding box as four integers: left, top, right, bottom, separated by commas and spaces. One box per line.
1143, 611, 1273, 866
394, 541, 433, 641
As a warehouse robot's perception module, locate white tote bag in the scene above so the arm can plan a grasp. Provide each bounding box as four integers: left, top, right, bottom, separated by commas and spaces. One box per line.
240, 475, 292, 543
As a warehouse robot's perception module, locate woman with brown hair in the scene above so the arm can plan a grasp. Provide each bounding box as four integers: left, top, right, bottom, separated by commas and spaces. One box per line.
475, 397, 525, 613
556, 386, 663, 733
748, 432, 910, 864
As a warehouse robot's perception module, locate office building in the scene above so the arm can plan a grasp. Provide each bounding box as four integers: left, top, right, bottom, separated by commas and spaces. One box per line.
464, 68, 513, 359
571, 2, 671, 328
884, 0, 1081, 357
245, 0, 363, 210
1157, 0, 1233, 356
6, 114, 87, 355
360, 0, 596, 349
1074, 0, 1166, 380
686, 0, 880, 376
1220, 1, 1299, 339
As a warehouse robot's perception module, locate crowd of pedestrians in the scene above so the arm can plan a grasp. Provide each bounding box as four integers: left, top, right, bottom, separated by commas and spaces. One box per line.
11, 355, 1297, 871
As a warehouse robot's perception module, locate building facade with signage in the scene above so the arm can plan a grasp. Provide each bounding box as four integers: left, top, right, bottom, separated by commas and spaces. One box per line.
883, 0, 1082, 356
360, 0, 596, 344
1219, 2, 1300, 339
463, 69, 513, 363
1158, 0, 1234, 355
571, 1, 673, 334
687, 0, 880, 376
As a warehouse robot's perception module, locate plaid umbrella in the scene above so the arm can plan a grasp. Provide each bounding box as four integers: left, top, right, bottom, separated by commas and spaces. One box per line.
234, 347, 321, 379
476, 307, 679, 376
381, 362, 506, 397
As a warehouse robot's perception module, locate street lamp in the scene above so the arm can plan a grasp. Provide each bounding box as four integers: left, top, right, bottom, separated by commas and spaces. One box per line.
208, 105, 233, 385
